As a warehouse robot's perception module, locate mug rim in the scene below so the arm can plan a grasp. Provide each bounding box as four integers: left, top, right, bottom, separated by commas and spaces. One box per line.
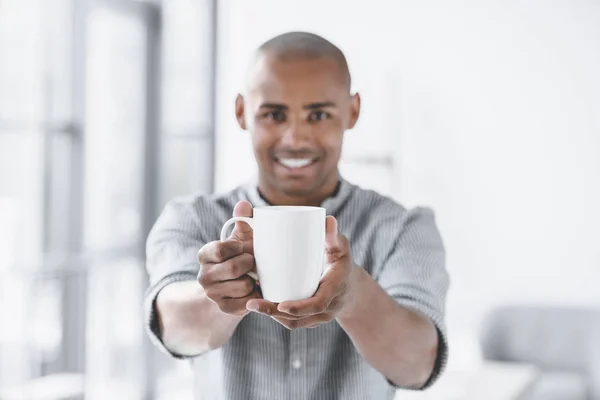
254, 205, 325, 212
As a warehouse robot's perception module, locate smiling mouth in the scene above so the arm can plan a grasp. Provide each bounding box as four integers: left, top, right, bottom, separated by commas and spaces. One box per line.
276, 157, 318, 169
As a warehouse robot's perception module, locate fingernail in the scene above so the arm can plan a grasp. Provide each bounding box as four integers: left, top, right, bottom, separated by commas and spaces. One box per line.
277, 305, 289, 313
247, 302, 259, 312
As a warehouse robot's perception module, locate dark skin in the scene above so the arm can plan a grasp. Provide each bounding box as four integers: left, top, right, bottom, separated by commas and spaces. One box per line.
236, 53, 360, 206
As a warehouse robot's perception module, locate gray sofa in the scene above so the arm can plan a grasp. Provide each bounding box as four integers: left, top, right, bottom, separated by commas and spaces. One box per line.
478, 306, 600, 400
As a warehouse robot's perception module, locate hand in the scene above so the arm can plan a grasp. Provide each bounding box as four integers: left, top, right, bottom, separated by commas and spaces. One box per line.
246, 216, 359, 329
197, 201, 260, 317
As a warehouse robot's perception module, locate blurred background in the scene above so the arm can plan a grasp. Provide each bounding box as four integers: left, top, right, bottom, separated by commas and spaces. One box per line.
1, 0, 599, 399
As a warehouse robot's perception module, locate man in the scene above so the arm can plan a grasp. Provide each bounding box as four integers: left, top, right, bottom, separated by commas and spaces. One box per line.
145, 32, 449, 400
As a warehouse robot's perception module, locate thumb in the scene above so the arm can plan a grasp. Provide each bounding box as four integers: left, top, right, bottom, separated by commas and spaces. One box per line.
325, 216, 349, 264
231, 200, 254, 239
325, 215, 340, 251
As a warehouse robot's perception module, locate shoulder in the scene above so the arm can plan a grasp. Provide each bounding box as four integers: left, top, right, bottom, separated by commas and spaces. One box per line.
343, 182, 438, 235
151, 186, 247, 239
344, 182, 404, 219
161, 186, 245, 219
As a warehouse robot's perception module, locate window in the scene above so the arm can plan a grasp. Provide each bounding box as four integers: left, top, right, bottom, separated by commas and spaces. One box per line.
0, 0, 64, 387
0, 0, 161, 398
1, 0, 216, 397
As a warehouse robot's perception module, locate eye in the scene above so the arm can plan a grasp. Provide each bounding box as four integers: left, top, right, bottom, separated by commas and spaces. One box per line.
308, 110, 331, 122
263, 110, 286, 122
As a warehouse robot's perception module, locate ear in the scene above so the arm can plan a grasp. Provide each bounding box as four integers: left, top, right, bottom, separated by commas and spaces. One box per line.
235, 94, 247, 130
347, 92, 361, 130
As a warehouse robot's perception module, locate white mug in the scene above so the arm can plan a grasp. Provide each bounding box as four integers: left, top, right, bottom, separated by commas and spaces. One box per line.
220, 206, 326, 303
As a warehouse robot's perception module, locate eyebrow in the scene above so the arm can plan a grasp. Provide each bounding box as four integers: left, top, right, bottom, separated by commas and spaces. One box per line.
303, 102, 336, 110
259, 103, 288, 110
258, 102, 337, 110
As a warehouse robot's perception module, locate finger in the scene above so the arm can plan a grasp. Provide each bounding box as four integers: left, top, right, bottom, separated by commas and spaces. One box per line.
215, 291, 261, 316
301, 313, 335, 328
212, 252, 255, 281
205, 276, 256, 299
231, 200, 254, 238
198, 240, 244, 264
272, 313, 333, 330
294, 313, 334, 329
325, 216, 349, 259
246, 299, 302, 320
277, 284, 335, 317
325, 215, 339, 248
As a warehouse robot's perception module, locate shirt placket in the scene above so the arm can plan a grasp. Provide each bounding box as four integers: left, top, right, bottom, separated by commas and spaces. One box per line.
288, 327, 308, 399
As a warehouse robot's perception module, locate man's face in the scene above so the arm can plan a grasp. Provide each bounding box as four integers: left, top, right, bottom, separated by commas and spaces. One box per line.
236, 54, 360, 198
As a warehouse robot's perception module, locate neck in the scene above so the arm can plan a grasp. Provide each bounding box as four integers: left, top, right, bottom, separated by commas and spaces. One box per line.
257, 173, 340, 207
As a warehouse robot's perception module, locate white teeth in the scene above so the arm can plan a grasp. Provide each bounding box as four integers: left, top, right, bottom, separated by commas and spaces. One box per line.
278, 158, 313, 168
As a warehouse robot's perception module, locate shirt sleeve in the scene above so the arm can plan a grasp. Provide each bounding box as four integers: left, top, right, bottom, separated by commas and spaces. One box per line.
374, 206, 450, 390
144, 196, 207, 359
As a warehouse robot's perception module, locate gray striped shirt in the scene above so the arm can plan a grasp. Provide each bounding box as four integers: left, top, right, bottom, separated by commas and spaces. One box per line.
145, 177, 449, 400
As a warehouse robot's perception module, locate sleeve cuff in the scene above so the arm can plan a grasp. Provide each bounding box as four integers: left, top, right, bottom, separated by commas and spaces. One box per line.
144, 270, 200, 359
388, 297, 449, 390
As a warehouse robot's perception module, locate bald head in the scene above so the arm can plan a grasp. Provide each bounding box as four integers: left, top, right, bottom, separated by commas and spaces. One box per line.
247, 31, 351, 92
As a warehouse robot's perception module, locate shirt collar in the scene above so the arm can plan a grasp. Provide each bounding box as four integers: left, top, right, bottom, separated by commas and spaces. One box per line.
243, 173, 353, 216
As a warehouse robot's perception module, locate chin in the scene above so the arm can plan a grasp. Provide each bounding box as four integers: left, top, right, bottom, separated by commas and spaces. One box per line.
268, 177, 319, 198
279, 181, 319, 196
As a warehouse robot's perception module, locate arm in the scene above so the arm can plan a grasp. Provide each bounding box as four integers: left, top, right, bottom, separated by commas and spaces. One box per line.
337, 208, 448, 388
336, 267, 438, 388
146, 200, 258, 358
156, 281, 243, 356
248, 208, 448, 388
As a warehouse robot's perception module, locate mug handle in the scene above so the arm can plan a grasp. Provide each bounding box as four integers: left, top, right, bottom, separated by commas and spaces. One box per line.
220, 217, 259, 281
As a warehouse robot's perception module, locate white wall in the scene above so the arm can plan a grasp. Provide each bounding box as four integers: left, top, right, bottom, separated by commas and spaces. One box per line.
216, 0, 600, 365
392, 3, 600, 328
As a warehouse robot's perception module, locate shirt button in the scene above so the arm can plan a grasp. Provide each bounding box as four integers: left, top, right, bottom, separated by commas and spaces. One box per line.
292, 359, 302, 369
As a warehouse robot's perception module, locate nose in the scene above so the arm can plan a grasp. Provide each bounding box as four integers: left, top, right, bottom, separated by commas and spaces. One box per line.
279, 120, 310, 148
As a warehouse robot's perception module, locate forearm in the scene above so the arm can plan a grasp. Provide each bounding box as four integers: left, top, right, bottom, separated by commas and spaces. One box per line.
336, 267, 439, 389
156, 281, 243, 356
